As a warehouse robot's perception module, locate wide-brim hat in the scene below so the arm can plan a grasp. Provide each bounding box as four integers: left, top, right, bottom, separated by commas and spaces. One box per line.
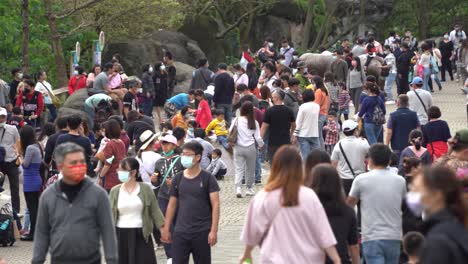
139, 130, 158, 150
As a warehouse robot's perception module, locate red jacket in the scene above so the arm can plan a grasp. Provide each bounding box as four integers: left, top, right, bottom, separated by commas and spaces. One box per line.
243, 51, 254, 63
196, 99, 212, 129
16, 91, 44, 117
68, 75, 87, 95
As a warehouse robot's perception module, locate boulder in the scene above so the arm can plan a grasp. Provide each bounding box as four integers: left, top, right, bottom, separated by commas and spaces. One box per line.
62, 88, 89, 111
57, 107, 90, 124
103, 30, 207, 75
173, 61, 195, 84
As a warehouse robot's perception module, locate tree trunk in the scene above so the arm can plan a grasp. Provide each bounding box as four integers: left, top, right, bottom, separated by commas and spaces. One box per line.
43, 0, 68, 87
21, 0, 29, 73
417, 0, 430, 39
301, 0, 316, 50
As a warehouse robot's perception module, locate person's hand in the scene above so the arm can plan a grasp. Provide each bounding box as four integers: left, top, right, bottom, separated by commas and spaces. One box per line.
166, 178, 172, 186
30, 114, 38, 119
161, 227, 172, 244
208, 230, 217, 246
151, 173, 159, 183
239, 252, 253, 264
291, 135, 297, 145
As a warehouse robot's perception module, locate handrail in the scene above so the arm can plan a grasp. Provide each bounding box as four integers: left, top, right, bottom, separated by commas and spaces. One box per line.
52, 87, 69, 96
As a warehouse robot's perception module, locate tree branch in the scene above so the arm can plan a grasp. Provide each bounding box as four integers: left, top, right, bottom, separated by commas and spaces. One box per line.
60, 21, 94, 39
215, 5, 263, 39
56, 0, 105, 19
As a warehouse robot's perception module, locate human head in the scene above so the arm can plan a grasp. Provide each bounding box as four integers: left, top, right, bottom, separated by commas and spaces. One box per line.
260, 86, 271, 100
236, 84, 249, 95
75, 65, 85, 75
342, 120, 358, 136
401, 42, 409, 51
91, 64, 101, 74
408, 129, 423, 150
324, 72, 334, 83
266, 145, 303, 207
194, 89, 205, 101
449, 129, 468, 161
281, 39, 289, 48
302, 89, 315, 103
39, 122, 56, 140
54, 116, 69, 130
327, 111, 337, 122
19, 125, 37, 154
351, 56, 362, 71
103, 119, 121, 139
305, 149, 331, 176
403, 232, 425, 260
233, 64, 245, 74
217, 63, 228, 71
118, 157, 142, 183
421, 42, 430, 52
263, 61, 276, 76
187, 90, 195, 101
127, 110, 140, 124
427, 106, 441, 120
356, 38, 365, 46
160, 134, 178, 155
164, 51, 173, 62
246, 62, 256, 73
112, 53, 121, 63
12, 68, 23, 80
397, 94, 409, 108
211, 148, 222, 159
172, 127, 186, 145
271, 89, 285, 105
12, 106, 22, 116
197, 58, 208, 68
402, 157, 422, 176
181, 141, 203, 168
108, 115, 124, 130
410, 76, 423, 89
67, 115, 82, 131
405, 30, 412, 37
288, 78, 300, 92
23, 80, 35, 93
368, 143, 392, 169
367, 82, 380, 96
103, 62, 114, 74
413, 166, 468, 225
215, 109, 225, 121
54, 142, 87, 184
193, 128, 206, 139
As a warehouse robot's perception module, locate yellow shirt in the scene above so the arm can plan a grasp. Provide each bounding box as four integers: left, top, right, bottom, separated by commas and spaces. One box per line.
205, 119, 228, 136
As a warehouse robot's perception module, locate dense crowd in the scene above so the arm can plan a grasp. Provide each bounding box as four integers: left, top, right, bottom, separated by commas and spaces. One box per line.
0, 24, 467, 264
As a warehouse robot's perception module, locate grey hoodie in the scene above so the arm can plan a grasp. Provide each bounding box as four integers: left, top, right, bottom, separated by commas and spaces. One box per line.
32, 178, 118, 264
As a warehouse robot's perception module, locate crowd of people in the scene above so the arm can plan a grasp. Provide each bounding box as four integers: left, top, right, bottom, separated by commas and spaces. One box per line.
0, 23, 467, 264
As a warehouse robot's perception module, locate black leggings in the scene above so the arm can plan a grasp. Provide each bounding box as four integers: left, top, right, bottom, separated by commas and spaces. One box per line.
24, 192, 40, 237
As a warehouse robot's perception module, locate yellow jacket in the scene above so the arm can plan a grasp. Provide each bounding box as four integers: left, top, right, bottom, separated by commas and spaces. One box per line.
205, 119, 228, 136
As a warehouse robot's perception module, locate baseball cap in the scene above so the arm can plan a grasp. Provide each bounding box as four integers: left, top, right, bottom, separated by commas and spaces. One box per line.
342, 120, 358, 132
0, 107, 7, 116
455, 129, 468, 144
410, 77, 423, 85
139, 130, 157, 150
160, 134, 177, 145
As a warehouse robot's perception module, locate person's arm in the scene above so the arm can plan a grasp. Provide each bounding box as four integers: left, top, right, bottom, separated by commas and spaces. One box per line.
260, 122, 269, 139
149, 186, 165, 229
43, 138, 55, 163
37, 93, 44, 116
208, 191, 220, 246
385, 128, 393, 145
347, 179, 360, 207
347, 196, 358, 207
31, 197, 50, 264
290, 121, 296, 139
239, 245, 255, 264
96, 191, 118, 264
349, 245, 360, 264
22, 146, 34, 168
325, 246, 342, 264
161, 196, 178, 243
205, 120, 215, 135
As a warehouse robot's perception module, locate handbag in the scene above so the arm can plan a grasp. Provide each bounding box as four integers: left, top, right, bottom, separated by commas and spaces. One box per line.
430, 55, 439, 74
227, 118, 239, 144
39, 82, 61, 108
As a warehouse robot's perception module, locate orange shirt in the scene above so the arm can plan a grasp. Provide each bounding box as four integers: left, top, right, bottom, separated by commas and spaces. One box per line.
171, 113, 188, 131
314, 89, 330, 116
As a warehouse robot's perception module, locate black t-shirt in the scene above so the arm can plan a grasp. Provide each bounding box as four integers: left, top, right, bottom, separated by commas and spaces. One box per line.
325, 205, 358, 264
439, 41, 454, 59
126, 120, 155, 147
263, 105, 295, 146
56, 134, 93, 174
170, 170, 220, 233
59, 179, 84, 203
123, 92, 138, 111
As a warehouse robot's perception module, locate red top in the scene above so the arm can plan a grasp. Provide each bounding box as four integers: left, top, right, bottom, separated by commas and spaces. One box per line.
243, 51, 254, 63
16, 91, 44, 117
68, 75, 88, 95
103, 139, 126, 190
120, 131, 130, 151
195, 99, 212, 129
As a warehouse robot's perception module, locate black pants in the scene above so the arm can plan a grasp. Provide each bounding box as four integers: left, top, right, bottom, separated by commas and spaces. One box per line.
341, 178, 354, 196
214, 168, 227, 180
172, 230, 211, 264
0, 161, 20, 213
440, 59, 454, 81
159, 198, 177, 259
24, 191, 40, 237
267, 144, 281, 166
397, 73, 409, 95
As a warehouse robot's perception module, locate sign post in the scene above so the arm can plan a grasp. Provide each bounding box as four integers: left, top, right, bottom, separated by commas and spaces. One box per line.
93, 31, 105, 65
70, 42, 81, 76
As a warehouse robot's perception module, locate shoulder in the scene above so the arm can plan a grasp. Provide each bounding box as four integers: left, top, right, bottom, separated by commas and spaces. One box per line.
109, 184, 122, 195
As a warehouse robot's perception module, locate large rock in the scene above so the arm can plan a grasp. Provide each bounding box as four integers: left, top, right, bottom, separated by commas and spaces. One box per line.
103, 30, 207, 76
57, 107, 90, 124
173, 61, 195, 94
63, 88, 89, 111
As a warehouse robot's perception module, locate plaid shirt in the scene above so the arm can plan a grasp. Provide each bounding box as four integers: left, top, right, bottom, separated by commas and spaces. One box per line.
324, 121, 340, 145
338, 90, 351, 110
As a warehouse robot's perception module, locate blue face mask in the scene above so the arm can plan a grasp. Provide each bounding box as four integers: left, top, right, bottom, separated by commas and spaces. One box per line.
181, 156, 194, 169
162, 149, 174, 157
118, 171, 130, 183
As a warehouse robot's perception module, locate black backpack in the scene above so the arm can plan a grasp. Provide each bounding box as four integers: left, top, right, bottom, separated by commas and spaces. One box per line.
0, 207, 15, 247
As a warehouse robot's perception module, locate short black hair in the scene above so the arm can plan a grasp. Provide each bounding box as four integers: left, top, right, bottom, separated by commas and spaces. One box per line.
103, 62, 114, 71
67, 115, 82, 130
288, 78, 300, 87
403, 232, 425, 257
401, 42, 409, 49
368, 144, 392, 167
12, 106, 22, 115
11, 68, 22, 76
55, 116, 69, 130
75, 65, 85, 74
194, 128, 206, 139
427, 106, 441, 119
328, 110, 337, 117
172, 127, 186, 141
188, 120, 197, 128
217, 63, 228, 70
197, 59, 208, 68
164, 51, 173, 60
194, 89, 205, 97
389, 152, 399, 167
182, 141, 204, 156
212, 148, 222, 157
187, 90, 195, 96
215, 109, 225, 116
263, 62, 276, 73
343, 129, 356, 136
302, 89, 315, 103
357, 38, 365, 45
108, 115, 124, 129
237, 84, 248, 92
180, 106, 189, 116
24, 79, 35, 88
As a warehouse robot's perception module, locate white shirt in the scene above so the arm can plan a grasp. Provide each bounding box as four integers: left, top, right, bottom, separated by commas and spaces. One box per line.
229, 116, 263, 148
331, 136, 370, 179
449, 30, 467, 48
117, 184, 143, 228
137, 151, 162, 190
419, 53, 431, 68
407, 89, 433, 125
35, 81, 53, 104
294, 102, 320, 137
280, 46, 295, 66
384, 53, 397, 74
234, 73, 249, 87
265, 75, 278, 92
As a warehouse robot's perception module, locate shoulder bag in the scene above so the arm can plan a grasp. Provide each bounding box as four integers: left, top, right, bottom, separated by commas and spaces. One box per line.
39, 82, 61, 108
227, 117, 239, 144
339, 142, 356, 177
153, 156, 181, 189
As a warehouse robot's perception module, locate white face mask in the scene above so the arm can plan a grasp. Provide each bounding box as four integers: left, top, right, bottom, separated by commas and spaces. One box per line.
160, 65, 166, 71
149, 66, 154, 73
137, 88, 143, 93
73, 70, 79, 75
293, 55, 298, 60
18, 73, 23, 79
268, 42, 274, 48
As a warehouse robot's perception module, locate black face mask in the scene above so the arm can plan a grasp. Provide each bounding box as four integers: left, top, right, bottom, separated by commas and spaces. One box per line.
24, 88, 31, 94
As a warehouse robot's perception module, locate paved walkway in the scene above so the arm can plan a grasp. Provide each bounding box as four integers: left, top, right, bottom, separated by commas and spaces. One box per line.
0, 80, 466, 263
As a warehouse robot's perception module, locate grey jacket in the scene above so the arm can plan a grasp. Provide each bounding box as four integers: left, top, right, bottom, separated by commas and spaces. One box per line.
32, 178, 118, 264
347, 68, 367, 89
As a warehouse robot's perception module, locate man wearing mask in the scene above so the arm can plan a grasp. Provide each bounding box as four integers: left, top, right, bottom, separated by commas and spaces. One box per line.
449, 24, 467, 51
279, 39, 295, 67
9, 68, 22, 104
164, 51, 177, 97
32, 142, 118, 264
0, 107, 21, 215
439, 33, 455, 82
15, 79, 44, 128
331, 50, 348, 83
405, 30, 418, 52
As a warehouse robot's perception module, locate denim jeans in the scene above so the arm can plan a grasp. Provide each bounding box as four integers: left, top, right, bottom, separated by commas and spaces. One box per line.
362, 240, 401, 264
297, 137, 320, 159
215, 104, 233, 125
432, 74, 442, 89
318, 115, 327, 150
255, 148, 261, 182
217, 135, 229, 150
423, 67, 431, 91
384, 72, 396, 101
23, 207, 30, 231
364, 122, 382, 145
46, 104, 57, 122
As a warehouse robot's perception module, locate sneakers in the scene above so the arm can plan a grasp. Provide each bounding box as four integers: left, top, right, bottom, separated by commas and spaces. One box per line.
236, 187, 242, 198
167, 258, 172, 264
246, 188, 256, 196
255, 179, 262, 185
385, 100, 395, 105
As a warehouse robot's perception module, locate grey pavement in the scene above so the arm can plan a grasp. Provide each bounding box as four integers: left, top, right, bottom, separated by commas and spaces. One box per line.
0, 79, 466, 263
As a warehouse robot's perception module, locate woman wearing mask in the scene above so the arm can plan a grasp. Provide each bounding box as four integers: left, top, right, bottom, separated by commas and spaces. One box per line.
346, 57, 367, 113
230, 102, 264, 198
313, 76, 330, 150
381, 45, 397, 103
419, 43, 432, 92
194, 89, 212, 129
87, 64, 101, 88
68, 66, 87, 95
399, 129, 432, 170
410, 166, 468, 264
141, 64, 155, 117
233, 64, 249, 88
19, 125, 43, 241
153, 61, 168, 125
110, 157, 165, 264
240, 145, 341, 264
305, 164, 359, 264
357, 83, 386, 145
35, 70, 57, 122
422, 106, 451, 160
